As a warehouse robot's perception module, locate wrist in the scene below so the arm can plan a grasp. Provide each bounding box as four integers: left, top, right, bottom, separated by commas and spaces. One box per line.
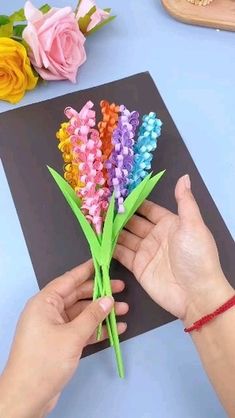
184, 273, 235, 329
0, 367, 44, 418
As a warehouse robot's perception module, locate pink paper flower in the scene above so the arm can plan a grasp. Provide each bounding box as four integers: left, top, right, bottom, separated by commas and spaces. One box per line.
23, 1, 86, 82
65, 102, 110, 234
76, 0, 110, 32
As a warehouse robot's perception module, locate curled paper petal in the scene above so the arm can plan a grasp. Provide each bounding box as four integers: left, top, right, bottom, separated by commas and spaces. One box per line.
128, 112, 162, 192
106, 105, 139, 212
52, 99, 165, 379
98, 100, 119, 167
58, 101, 110, 233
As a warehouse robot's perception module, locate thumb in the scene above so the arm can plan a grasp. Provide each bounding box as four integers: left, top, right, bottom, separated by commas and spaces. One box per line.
175, 174, 203, 224
69, 296, 114, 346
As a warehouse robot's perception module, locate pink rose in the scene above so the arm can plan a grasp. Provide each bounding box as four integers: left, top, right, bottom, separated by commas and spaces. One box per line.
23, 1, 86, 82
76, 0, 110, 32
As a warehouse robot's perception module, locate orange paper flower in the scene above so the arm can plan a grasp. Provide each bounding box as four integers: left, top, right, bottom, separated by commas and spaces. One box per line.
98, 100, 119, 173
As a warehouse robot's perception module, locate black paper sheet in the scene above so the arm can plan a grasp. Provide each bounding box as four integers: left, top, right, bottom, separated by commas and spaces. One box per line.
0, 72, 234, 356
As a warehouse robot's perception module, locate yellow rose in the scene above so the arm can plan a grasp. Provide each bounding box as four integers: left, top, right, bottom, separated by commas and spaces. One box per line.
0, 37, 38, 104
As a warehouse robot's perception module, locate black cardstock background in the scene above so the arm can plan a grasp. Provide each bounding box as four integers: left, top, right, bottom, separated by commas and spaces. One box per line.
0, 72, 234, 356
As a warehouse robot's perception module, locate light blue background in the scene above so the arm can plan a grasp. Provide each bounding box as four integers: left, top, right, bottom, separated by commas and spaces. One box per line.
0, 0, 234, 416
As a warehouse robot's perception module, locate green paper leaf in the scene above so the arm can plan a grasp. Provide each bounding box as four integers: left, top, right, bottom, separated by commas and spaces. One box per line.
86, 15, 116, 36
78, 5, 96, 33
47, 166, 81, 207
9, 8, 25, 22
101, 194, 115, 264
0, 15, 10, 25
103, 8, 111, 12
113, 174, 151, 241
13, 24, 26, 38
40, 4, 51, 14
65, 193, 101, 260
137, 170, 166, 208
48, 166, 101, 260
112, 171, 166, 249
0, 21, 13, 37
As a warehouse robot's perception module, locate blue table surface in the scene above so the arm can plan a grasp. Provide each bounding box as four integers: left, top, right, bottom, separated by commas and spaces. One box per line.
0, 0, 234, 416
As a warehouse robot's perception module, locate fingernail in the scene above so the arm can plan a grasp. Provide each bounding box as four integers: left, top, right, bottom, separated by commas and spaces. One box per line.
118, 322, 127, 333
184, 174, 191, 190
122, 322, 127, 331
99, 296, 114, 313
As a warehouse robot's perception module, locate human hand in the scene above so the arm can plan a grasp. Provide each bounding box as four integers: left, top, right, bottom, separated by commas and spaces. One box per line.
115, 175, 233, 323
0, 260, 128, 418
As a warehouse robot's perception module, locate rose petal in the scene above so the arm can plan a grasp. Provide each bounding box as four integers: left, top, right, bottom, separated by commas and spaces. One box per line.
87, 8, 110, 31
24, 0, 43, 22
22, 23, 42, 67
76, 0, 96, 19
38, 7, 73, 34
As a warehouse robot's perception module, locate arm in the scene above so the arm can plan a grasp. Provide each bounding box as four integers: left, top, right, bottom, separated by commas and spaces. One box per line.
0, 260, 128, 418
184, 278, 235, 415
114, 174, 235, 417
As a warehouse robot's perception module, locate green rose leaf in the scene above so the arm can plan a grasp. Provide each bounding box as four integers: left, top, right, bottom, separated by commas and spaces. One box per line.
0, 21, 13, 38
86, 15, 116, 36
78, 5, 96, 34
0, 15, 10, 25
40, 4, 51, 14
9, 8, 25, 22
13, 24, 27, 38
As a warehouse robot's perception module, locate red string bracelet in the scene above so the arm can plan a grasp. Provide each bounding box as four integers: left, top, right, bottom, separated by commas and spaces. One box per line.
184, 294, 235, 333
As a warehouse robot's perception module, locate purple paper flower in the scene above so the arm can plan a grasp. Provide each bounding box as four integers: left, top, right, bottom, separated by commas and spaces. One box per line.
106, 105, 139, 212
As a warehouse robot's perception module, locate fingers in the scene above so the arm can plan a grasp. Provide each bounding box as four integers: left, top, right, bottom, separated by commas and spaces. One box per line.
87, 322, 127, 345
175, 175, 203, 224
69, 297, 114, 345
42, 259, 94, 300
125, 214, 153, 238
118, 229, 141, 251
114, 244, 135, 272
138, 200, 172, 224
67, 300, 129, 321
63, 279, 125, 308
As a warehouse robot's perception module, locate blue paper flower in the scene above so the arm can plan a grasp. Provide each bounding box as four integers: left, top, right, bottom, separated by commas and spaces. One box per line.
128, 112, 162, 192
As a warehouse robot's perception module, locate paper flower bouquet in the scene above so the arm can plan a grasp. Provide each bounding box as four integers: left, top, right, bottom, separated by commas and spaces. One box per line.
0, 0, 115, 104
48, 100, 165, 377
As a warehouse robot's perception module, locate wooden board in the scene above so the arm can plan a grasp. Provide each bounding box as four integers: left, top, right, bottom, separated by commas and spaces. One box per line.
161, 0, 235, 31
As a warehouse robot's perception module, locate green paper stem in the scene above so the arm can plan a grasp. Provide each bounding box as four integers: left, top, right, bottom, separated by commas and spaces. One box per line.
102, 263, 125, 378
101, 194, 115, 265
93, 260, 99, 301
93, 257, 113, 345
93, 260, 102, 341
